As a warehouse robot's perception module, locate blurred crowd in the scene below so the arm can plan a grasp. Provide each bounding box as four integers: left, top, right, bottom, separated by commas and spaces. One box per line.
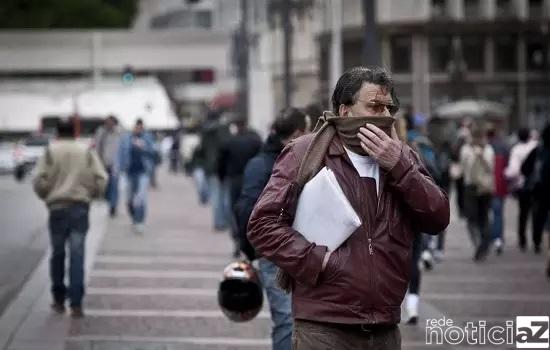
399, 112, 550, 274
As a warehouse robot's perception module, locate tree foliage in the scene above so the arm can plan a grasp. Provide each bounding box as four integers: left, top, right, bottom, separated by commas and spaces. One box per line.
0, 0, 138, 28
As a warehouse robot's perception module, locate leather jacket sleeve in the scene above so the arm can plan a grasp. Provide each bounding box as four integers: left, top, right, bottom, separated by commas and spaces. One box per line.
387, 144, 450, 234
247, 144, 328, 287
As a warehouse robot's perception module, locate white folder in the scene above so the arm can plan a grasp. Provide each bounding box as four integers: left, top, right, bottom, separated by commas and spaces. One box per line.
292, 167, 362, 251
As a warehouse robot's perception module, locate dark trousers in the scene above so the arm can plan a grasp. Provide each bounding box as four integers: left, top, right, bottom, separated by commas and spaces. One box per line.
409, 233, 423, 295
105, 166, 119, 212
533, 198, 549, 249
517, 190, 533, 248
464, 186, 492, 259
455, 177, 466, 218
293, 319, 401, 350
49, 203, 89, 307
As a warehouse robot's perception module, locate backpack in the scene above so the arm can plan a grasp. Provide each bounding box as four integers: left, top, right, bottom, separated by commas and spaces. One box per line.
523, 148, 543, 193
470, 151, 494, 195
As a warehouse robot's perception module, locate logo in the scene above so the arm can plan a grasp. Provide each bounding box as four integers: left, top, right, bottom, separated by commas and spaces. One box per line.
516, 316, 550, 349
425, 316, 550, 348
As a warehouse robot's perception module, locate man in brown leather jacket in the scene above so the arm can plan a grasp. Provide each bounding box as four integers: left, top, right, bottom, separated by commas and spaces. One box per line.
248, 66, 450, 350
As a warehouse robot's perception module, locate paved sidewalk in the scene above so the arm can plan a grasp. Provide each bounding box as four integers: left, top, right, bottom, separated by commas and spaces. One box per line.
1, 171, 549, 350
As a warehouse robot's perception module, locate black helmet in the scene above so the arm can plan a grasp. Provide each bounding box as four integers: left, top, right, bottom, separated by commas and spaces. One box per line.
218, 261, 263, 322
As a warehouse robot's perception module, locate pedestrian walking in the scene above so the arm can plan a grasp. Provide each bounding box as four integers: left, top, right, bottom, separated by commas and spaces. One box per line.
248, 66, 450, 350
189, 142, 209, 205
94, 115, 122, 217
33, 118, 107, 318
460, 125, 495, 262
217, 116, 262, 257
403, 112, 448, 324
169, 130, 181, 173
199, 110, 231, 231
406, 112, 444, 268
149, 132, 162, 189
234, 107, 309, 350
521, 124, 550, 255
451, 118, 472, 219
118, 119, 157, 234
505, 128, 539, 252
488, 127, 509, 255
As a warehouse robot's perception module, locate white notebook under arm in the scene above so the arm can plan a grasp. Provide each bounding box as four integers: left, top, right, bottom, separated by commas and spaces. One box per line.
291, 167, 362, 252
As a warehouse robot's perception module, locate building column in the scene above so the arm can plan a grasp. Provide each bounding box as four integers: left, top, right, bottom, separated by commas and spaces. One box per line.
486, 36, 495, 77
412, 33, 430, 118
517, 35, 527, 128
329, 0, 343, 107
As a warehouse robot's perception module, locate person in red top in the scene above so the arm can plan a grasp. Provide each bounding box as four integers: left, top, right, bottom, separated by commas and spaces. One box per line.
488, 127, 509, 255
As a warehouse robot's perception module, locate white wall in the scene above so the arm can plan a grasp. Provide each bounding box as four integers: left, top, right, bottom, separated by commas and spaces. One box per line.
0, 31, 231, 73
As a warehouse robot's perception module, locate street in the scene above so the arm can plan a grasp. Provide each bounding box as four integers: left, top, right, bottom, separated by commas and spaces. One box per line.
0, 175, 48, 316
0, 170, 548, 350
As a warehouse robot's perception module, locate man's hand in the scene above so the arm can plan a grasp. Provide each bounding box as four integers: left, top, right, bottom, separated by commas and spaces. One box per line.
357, 124, 402, 170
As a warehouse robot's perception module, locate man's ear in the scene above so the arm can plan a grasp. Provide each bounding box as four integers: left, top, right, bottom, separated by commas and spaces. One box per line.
339, 104, 349, 117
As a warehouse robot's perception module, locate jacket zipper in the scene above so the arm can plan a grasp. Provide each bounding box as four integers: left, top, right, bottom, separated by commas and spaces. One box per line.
277, 208, 285, 223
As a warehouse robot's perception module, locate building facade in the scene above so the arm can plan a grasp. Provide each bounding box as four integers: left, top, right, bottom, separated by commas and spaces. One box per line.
316, 0, 550, 130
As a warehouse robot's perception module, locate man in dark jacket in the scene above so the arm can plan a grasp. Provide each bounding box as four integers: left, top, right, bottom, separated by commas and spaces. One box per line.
248, 67, 450, 349
234, 108, 308, 350
199, 111, 230, 230
217, 116, 262, 256
522, 123, 550, 255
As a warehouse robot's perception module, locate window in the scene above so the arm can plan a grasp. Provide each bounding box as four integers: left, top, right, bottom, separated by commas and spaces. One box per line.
390, 35, 412, 73
526, 36, 548, 70
528, 0, 544, 18
194, 10, 212, 28
430, 36, 452, 72
496, 0, 514, 18
431, 0, 448, 19
494, 35, 517, 71
464, 0, 481, 19
462, 36, 485, 71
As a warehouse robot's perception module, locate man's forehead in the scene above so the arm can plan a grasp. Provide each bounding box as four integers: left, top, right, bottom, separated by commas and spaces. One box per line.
359, 83, 392, 102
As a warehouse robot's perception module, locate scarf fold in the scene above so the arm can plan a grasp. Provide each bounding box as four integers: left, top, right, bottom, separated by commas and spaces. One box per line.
277, 111, 395, 292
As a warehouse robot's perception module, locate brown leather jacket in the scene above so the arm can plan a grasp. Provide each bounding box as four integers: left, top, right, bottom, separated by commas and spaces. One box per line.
248, 134, 450, 325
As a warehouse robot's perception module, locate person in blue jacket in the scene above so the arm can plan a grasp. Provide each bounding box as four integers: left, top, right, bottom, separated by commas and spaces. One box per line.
118, 119, 157, 234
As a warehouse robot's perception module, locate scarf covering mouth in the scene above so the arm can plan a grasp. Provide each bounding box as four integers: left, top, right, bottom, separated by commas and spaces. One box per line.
327, 114, 395, 156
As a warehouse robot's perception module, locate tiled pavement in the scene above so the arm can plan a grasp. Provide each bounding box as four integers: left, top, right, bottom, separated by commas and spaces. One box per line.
1, 171, 549, 350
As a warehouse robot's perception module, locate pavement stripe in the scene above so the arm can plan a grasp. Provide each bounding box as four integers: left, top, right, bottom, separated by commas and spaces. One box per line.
424, 292, 550, 302
65, 336, 441, 348
66, 335, 271, 346
84, 309, 271, 318
91, 269, 221, 279
423, 276, 543, 283
95, 255, 231, 265
87, 287, 217, 296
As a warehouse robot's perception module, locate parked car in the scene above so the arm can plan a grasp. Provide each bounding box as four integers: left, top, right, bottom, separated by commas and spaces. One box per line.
0, 142, 16, 175
14, 135, 50, 181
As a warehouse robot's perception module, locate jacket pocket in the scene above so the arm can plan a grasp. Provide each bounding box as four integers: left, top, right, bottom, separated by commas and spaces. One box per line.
320, 244, 350, 283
